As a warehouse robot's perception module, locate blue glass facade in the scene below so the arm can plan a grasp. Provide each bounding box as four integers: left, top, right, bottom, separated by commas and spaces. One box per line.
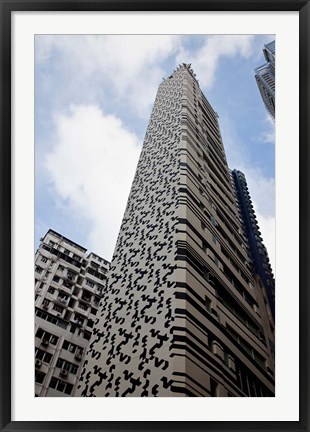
232, 169, 275, 320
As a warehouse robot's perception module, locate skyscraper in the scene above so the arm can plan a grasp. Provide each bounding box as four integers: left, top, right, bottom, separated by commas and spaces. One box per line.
255, 40, 275, 119
35, 229, 109, 396
232, 170, 275, 321
77, 64, 275, 397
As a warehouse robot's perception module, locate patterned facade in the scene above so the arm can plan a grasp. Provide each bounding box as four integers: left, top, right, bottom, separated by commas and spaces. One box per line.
35, 229, 109, 396
77, 64, 275, 397
255, 40, 275, 119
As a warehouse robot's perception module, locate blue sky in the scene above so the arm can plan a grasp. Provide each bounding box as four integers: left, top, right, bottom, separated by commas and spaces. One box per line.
35, 34, 275, 269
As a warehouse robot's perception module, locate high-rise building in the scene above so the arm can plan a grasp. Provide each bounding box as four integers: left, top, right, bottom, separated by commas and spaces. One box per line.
77, 64, 275, 397
232, 170, 275, 321
35, 229, 109, 397
255, 40, 275, 119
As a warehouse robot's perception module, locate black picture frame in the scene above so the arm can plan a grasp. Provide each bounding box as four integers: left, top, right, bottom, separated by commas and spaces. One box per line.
1, 1, 309, 431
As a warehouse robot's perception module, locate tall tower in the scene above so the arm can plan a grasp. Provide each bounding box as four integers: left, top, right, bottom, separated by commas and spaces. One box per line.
232, 170, 275, 320
35, 229, 109, 396
255, 40, 275, 119
77, 64, 275, 397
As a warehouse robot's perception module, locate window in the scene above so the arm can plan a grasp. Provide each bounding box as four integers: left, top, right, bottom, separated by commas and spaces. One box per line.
43, 271, 50, 280
49, 240, 55, 247
87, 319, 94, 328
70, 323, 77, 334
67, 270, 76, 281
83, 331, 91, 341
40, 256, 48, 263
58, 291, 68, 300
90, 308, 97, 316
49, 377, 73, 395
63, 280, 73, 289
74, 313, 84, 324
226, 325, 267, 369
53, 275, 60, 283
47, 287, 55, 294
63, 248, 70, 255
35, 328, 59, 345
35, 309, 68, 329
35, 266, 43, 274
56, 358, 79, 375
35, 348, 53, 364
93, 296, 100, 306
97, 284, 104, 295
35, 370, 46, 384
78, 302, 88, 311
58, 265, 65, 271
62, 340, 82, 354
53, 304, 64, 314
81, 291, 92, 302
86, 279, 94, 288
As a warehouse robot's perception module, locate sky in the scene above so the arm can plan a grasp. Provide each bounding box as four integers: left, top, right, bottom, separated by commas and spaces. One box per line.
35, 34, 275, 271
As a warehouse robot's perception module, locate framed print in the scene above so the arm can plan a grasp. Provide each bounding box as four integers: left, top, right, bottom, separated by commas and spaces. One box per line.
1, 1, 309, 431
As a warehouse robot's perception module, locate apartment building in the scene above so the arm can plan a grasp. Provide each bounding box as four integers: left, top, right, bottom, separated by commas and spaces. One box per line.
35, 229, 109, 396
232, 169, 275, 320
77, 64, 275, 397
255, 40, 275, 119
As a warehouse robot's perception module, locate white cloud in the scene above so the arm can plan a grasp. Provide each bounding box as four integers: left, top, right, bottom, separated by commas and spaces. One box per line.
260, 115, 275, 144
45, 104, 141, 260
36, 35, 258, 117
36, 35, 182, 116
176, 35, 255, 89
38, 34, 276, 270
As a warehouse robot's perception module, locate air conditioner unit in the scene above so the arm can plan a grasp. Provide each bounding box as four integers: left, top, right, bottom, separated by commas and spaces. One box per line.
42, 304, 49, 310
41, 339, 49, 347
35, 360, 42, 368
60, 369, 68, 377
75, 353, 82, 361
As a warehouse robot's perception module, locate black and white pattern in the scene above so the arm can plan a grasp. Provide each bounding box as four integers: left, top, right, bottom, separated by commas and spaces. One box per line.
77, 66, 186, 397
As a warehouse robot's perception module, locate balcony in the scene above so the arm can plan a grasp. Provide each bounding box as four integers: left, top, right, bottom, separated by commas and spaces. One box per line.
81, 294, 92, 303
55, 297, 68, 307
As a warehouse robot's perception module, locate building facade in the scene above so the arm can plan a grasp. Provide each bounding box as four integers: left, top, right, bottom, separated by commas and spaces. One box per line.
35, 229, 109, 397
255, 40, 275, 119
232, 170, 275, 321
77, 64, 275, 397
